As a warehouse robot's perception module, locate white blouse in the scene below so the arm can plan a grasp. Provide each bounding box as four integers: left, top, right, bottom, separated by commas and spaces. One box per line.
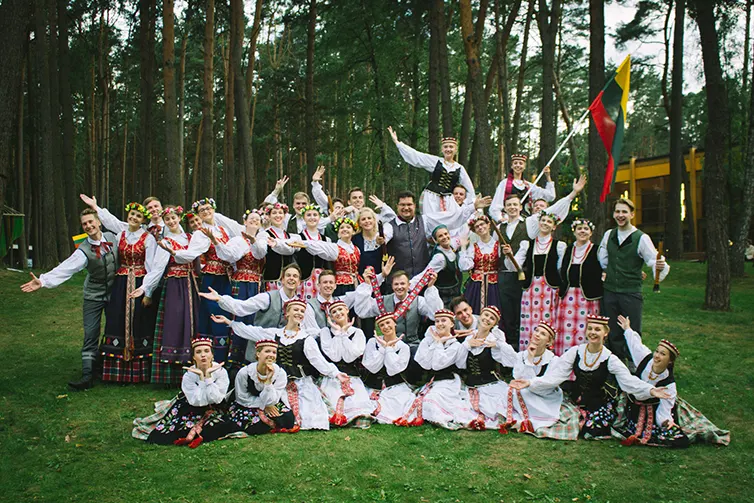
318, 326, 366, 364
181, 367, 230, 407
529, 344, 655, 401
414, 328, 462, 371
234, 363, 288, 408
361, 338, 411, 376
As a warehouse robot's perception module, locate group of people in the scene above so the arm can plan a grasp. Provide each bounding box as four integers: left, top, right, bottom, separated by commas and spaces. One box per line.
22, 129, 729, 449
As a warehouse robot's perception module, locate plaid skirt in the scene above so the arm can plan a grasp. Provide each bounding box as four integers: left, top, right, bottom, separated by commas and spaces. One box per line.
612, 393, 730, 447
197, 274, 232, 364
519, 276, 559, 351
101, 275, 157, 383
151, 276, 200, 386
226, 280, 260, 371
553, 286, 601, 356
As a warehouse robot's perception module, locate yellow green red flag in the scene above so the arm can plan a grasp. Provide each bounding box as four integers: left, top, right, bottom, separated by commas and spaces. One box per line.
72, 233, 88, 248
588, 55, 631, 202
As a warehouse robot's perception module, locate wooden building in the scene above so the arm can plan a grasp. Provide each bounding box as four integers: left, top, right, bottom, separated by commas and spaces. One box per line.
608, 148, 705, 252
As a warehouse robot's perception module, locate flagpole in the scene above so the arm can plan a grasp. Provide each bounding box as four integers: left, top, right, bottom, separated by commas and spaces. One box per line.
520, 107, 591, 204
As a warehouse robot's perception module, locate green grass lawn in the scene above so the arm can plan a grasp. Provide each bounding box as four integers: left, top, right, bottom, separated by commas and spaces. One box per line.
1, 263, 752, 503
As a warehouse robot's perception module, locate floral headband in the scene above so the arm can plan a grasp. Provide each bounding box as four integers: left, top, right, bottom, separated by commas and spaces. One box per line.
264, 202, 289, 215
191, 198, 216, 212
334, 217, 359, 233
538, 210, 562, 226
468, 213, 491, 231
243, 208, 264, 221
571, 218, 595, 232
299, 203, 324, 216
125, 202, 151, 219
160, 206, 184, 218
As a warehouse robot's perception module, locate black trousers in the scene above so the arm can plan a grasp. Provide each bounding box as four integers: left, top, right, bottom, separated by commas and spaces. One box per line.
498, 271, 523, 348
602, 290, 643, 361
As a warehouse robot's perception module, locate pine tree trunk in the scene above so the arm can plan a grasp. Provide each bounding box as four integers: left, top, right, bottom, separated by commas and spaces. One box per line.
666, 0, 685, 259
244, 0, 265, 110
512, 0, 534, 153
222, 37, 236, 211
231, 0, 254, 212
178, 17, 188, 183
731, 22, 754, 277
0, 0, 32, 215
138, 0, 156, 198
58, 0, 78, 238
537, 0, 561, 184
459, 0, 494, 194
436, 0, 454, 137
17, 63, 28, 268
428, 0, 441, 153
305, 0, 317, 183
693, 0, 731, 310
33, 0, 59, 267
459, 74, 473, 168
200, 0, 215, 198
162, 0, 181, 202
587, 0, 608, 238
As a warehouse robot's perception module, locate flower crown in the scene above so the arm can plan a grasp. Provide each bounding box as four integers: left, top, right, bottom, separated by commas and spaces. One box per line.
125, 202, 151, 219
468, 213, 491, 231
160, 206, 184, 219
538, 210, 562, 226
191, 198, 216, 212
243, 208, 264, 221
299, 203, 324, 216
264, 202, 289, 215
571, 218, 595, 232
334, 217, 359, 233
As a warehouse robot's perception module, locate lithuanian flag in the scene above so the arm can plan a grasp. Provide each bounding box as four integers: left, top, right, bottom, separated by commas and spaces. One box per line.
72, 233, 88, 248
589, 55, 630, 202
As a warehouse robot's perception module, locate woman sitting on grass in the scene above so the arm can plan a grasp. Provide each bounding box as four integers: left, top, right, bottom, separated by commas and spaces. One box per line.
134, 337, 234, 448
510, 315, 670, 439
212, 299, 346, 431
228, 339, 298, 435
611, 315, 730, 447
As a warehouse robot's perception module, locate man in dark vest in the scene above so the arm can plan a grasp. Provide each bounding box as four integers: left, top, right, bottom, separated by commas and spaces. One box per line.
21, 208, 118, 390
496, 194, 530, 347
385, 191, 431, 281
598, 198, 668, 361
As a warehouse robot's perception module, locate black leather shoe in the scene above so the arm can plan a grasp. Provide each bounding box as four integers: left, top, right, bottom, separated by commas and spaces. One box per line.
68, 377, 94, 391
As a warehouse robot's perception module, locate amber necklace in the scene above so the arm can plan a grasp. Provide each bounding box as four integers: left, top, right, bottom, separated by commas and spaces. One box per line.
583, 345, 603, 368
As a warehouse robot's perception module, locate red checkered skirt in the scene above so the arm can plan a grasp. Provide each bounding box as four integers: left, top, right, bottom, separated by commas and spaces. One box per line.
519, 276, 559, 352
553, 286, 601, 356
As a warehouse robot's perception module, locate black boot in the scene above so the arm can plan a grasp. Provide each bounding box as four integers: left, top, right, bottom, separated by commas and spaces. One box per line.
68, 376, 94, 391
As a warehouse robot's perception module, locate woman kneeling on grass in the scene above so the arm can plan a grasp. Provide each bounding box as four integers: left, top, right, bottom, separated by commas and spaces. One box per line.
134, 337, 234, 447
228, 339, 298, 435
510, 315, 670, 440
611, 315, 730, 447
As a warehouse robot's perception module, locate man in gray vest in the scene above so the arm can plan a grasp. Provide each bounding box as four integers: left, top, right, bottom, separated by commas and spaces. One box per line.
304, 269, 358, 328
21, 208, 118, 390
354, 269, 442, 347
598, 198, 668, 361
203, 264, 320, 361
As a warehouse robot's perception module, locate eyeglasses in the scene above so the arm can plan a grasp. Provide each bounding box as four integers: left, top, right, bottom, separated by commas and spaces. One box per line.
197, 207, 213, 214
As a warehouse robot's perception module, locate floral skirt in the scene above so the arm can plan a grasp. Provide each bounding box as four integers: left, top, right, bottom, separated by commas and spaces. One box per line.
228, 401, 296, 435
143, 394, 235, 445
577, 398, 616, 440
